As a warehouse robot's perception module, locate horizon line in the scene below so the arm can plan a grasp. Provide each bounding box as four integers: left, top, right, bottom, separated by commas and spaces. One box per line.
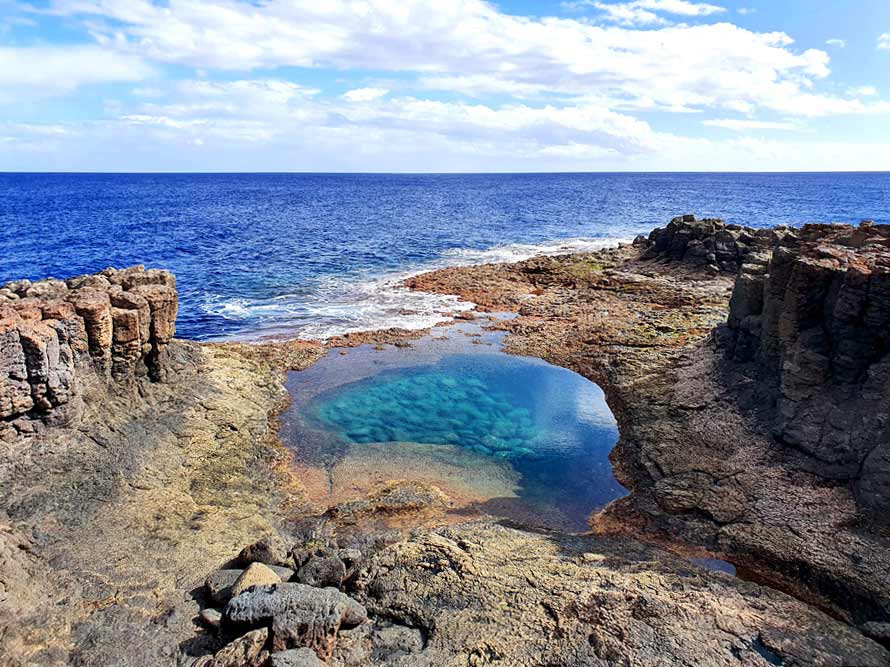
3, 170, 890, 176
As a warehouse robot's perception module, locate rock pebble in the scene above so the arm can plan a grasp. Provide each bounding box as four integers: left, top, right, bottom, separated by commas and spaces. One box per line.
230, 562, 282, 598
192, 627, 269, 667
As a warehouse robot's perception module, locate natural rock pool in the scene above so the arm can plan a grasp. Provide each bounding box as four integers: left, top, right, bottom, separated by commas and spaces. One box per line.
280, 318, 626, 531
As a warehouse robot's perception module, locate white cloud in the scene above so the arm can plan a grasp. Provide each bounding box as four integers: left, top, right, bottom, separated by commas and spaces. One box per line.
342, 87, 389, 102
0, 46, 151, 97
826, 38, 846, 48
591, 0, 725, 25
40, 0, 853, 120
879, 33, 890, 50
703, 118, 804, 131
850, 85, 878, 97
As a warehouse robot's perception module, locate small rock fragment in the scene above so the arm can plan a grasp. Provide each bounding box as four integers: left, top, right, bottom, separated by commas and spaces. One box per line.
297, 554, 346, 589
193, 627, 269, 667
200, 608, 222, 630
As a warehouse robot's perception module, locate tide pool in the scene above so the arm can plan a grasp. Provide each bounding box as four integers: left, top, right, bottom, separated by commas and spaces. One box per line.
280, 320, 626, 530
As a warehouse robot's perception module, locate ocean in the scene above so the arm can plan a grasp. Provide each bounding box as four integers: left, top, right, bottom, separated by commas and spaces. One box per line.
2, 172, 888, 341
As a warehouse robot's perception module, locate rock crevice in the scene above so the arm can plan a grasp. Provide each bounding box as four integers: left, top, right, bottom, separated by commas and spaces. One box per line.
0, 265, 178, 431
719, 222, 890, 509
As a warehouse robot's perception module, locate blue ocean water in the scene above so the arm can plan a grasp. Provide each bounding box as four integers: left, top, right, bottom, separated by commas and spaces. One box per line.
2, 172, 888, 341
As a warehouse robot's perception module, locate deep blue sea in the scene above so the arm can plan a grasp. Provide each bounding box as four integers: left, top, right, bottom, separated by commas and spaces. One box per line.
2, 172, 888, 341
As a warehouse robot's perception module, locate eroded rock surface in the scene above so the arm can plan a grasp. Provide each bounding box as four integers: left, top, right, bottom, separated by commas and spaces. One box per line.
409, 222, 890, 644
719, 221, 890, 509
347, 522, 889, 666
0, 265, 178, 435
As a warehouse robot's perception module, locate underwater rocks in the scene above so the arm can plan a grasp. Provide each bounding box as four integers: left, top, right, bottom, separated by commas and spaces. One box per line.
720, 221, 890, 510
642, 214, 797, 273
0, 265, 177, 431
314, 372, 540, 460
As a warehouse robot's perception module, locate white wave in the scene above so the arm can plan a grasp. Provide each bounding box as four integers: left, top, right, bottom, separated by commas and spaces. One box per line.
204, 235, 630, 342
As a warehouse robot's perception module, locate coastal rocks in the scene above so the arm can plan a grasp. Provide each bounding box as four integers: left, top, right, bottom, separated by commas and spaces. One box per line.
192, 628, 269, 667
225, 583, 367, 659
0, 265, 178, 428
720, 221, 890, 509
642, 214, 796, 273
348, 522, 890, 666
406, 230, 890, 643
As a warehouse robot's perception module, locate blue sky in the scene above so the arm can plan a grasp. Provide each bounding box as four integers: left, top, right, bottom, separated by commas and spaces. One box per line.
2, 0, 890, 171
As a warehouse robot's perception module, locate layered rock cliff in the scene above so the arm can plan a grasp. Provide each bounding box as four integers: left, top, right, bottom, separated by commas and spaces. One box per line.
719, 221, 890, 510
0, 265, 177, 435
642, 214, 798, 273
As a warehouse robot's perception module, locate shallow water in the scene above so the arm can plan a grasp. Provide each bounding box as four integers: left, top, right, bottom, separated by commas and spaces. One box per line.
280, 319, 625, 531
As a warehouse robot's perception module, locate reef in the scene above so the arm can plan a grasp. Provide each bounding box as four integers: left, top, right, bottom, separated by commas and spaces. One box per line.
2, 218, 890, 666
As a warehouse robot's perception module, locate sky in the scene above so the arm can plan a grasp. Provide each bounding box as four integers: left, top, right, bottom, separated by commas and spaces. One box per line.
2, 0, 890, 172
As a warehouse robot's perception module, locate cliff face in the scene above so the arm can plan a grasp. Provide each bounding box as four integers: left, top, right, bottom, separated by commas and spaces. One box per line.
0, 266, 177, 434
642, 214, 798, 273
719, 222, 890, 509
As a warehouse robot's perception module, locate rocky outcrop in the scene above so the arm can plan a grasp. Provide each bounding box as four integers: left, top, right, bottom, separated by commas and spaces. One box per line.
720, 221, 890, 510
0, 265, 177, 431
642, 214, 797, 273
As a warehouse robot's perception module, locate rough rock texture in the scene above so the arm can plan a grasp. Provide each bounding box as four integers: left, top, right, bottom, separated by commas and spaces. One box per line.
344, 521, 889, 666
719, 221, 890, 509
642, 214, 797, 273
192, 628, 269, 667
0, 265, 178, 433
0, 340, 308, 666
225, 583, 367, 659
408, 229, 890, 645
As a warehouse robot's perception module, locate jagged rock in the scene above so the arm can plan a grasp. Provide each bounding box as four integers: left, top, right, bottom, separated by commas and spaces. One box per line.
231, 562, 282, 598
269, 648, 325, 667
237, 535, 291, 567
0, 265, 177, 426
296, 554, 346, 589
193, 627, 269, 667
225, 583, 367, 659
720, 221, 890, 509
643, 214, 797, 273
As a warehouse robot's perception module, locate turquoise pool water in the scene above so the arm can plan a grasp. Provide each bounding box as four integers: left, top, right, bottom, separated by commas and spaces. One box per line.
280, 320, 626, 530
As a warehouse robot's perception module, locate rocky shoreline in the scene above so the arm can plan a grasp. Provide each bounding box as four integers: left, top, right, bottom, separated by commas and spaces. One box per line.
2, 218, 889, 666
